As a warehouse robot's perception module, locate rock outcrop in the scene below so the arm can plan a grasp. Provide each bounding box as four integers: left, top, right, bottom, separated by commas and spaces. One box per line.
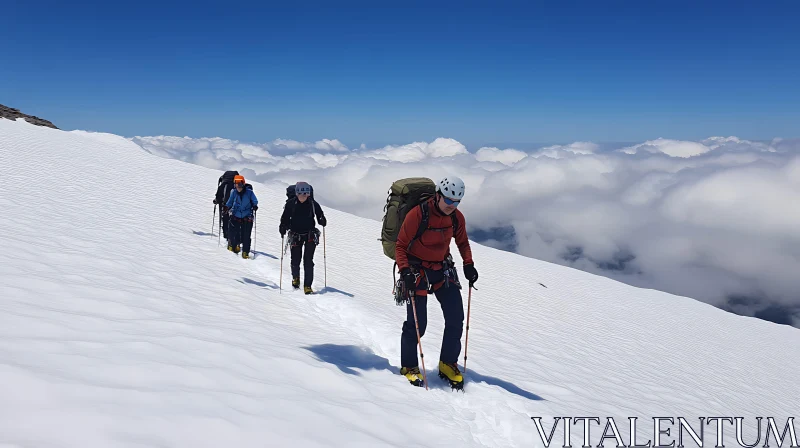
0, 104, 58, 129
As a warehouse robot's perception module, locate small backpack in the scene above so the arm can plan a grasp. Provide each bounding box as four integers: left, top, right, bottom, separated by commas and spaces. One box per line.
380, 177, 457, 260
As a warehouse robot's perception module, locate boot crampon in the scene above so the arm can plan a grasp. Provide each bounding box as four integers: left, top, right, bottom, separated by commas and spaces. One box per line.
438, 361, 464, 391
400, 366, 425, 387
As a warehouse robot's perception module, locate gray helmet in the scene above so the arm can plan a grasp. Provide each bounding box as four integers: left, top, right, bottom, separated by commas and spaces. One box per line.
437, 176, 465, 200
295, 181, 312, 195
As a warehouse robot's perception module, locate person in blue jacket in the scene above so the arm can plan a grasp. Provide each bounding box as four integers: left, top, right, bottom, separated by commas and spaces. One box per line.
225, 175, 258, 259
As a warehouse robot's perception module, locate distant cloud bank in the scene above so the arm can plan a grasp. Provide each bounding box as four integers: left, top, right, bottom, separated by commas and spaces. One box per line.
129, 134, 800, 326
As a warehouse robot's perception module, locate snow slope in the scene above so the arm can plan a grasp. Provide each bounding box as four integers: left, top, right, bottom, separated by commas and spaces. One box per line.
0, 118, 798, 448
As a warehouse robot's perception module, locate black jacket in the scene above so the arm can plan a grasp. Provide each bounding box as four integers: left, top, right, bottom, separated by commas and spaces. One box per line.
215, 171, 238, 206
280, 198, 326, 235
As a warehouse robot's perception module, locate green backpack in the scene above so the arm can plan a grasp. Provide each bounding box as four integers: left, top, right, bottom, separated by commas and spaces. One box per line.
380, 177, 438, 260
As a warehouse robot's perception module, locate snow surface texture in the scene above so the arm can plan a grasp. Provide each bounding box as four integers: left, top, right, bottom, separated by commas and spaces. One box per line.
2, 119, 799, 447
129, 134, 800, 326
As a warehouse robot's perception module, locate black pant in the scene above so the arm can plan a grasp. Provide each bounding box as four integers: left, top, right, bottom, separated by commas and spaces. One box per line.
290, 232, 318, 287
401, 268, 464, 368
220, 208, 230, 239
229, 217, 253, 253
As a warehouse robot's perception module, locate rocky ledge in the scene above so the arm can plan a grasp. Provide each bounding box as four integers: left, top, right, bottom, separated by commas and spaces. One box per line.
0, 104, 58, 129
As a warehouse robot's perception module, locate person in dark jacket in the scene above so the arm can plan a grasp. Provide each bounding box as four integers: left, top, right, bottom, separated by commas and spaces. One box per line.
225, 175, 258, 259
213, 170, 239, 242
394, 175, 478, 389
279, 181, 326, 294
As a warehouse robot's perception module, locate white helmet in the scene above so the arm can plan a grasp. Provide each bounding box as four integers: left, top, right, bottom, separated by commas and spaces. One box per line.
437, 176, 465, 200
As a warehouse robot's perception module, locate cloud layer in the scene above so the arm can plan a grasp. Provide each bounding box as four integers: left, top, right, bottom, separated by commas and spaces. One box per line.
130, 134, 800, 326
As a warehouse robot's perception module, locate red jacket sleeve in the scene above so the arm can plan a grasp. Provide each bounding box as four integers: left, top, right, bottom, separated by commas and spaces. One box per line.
395, 206, 422, 271
454, 210, 474, 265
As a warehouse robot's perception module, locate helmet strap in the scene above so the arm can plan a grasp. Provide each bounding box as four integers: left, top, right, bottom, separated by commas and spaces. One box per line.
433, 194, 447, 216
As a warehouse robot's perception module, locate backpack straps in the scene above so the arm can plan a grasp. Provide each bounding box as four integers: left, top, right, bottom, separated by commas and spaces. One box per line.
413, 202, 430, 242
233, 190, 241, 210
407, 202, 431, 253
407, 201, 459, 253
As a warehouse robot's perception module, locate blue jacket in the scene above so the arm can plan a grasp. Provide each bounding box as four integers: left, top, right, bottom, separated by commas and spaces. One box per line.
226, 188, 258, 219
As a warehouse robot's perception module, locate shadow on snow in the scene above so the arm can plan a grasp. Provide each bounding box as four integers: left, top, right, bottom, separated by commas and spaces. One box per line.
317, 286, 355, 298
304, 344, 394, 376
304, 343, 544, 401
236, 277, 278, 289
252, 250, 279, 259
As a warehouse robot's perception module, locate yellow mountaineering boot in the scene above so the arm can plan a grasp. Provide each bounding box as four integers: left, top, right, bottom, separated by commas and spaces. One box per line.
304, 286, 313, 295
400, 366, 424, 387
242, 252, 250, 259
438, 361, 464, 390
292, 277, 300, 289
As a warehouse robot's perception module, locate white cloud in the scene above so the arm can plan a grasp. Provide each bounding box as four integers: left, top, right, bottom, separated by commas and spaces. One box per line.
475, 147, 527, 166
660, 159, 800, 239
129, 133, 800, 325
619, 138, 711, 157
533, 141, 599, 159
364, 138, 469, 163
314, 139, 349, 152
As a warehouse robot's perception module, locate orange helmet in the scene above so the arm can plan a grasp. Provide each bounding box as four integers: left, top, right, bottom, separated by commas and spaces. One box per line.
233, 175, 245, 185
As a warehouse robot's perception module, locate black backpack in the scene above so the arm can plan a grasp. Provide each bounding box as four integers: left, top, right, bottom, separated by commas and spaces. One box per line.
216, 170, 239, 204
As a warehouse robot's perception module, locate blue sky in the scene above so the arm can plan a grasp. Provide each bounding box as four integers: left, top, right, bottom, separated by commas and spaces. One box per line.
3, 1, 799, 148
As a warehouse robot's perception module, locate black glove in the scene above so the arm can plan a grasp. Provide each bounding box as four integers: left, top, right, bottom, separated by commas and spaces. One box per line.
400, 267, 417, 295
213, 199, 218, 204
279, 226, 286, 237
318, 216, 327, 227
463, 264, 478, 287
253, 205, 258, 211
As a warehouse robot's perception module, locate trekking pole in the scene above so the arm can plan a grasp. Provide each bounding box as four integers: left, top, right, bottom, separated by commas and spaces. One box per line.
211, 204, 217, 239
323, 226, 327, 288
410, 292, 429, 391
252, 211, 257, 259
218, 210, 223, 247
463, 286, 473, 374
279, 235, 284, 293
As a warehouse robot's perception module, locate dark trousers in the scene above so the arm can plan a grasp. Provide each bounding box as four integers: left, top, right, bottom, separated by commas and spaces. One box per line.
401, 268, 464, 368
290, 233, 317, 287
220, 208, 230, 239
229, 217, 253, 253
